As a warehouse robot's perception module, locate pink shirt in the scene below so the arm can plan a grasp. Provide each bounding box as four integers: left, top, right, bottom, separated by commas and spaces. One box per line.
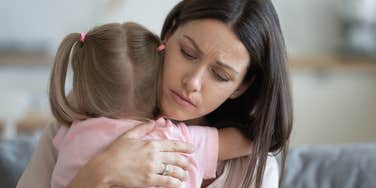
51, 117, 219, 188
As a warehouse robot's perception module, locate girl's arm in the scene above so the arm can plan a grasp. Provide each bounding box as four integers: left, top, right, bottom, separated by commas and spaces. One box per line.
218, 127, 253, 161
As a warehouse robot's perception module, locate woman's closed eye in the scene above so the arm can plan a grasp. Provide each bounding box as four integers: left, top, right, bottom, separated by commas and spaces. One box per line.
180, 48, 197, 60
212, 68, 231, 82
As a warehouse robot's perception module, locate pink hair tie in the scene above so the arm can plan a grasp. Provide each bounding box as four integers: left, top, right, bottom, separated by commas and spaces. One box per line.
79, 32, 86, 43
157, 44, 166, 52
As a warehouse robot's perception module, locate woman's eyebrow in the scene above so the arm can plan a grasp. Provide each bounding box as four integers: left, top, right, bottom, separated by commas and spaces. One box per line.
216, 61, 239, 74
183, 35, 239, 74
183, 35, 203, 55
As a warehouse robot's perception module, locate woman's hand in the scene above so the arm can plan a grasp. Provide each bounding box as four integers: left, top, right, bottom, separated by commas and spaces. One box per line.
67, 119, 194, 188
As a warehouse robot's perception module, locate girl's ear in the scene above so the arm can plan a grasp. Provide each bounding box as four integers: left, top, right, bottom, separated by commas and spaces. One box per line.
229, 82, 250, 99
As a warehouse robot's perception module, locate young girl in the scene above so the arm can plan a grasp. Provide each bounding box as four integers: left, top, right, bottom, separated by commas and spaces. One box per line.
48, 22, 252, 188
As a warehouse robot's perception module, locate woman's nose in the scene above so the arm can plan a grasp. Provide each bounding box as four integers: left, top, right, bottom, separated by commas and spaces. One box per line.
181, 68, 204, 93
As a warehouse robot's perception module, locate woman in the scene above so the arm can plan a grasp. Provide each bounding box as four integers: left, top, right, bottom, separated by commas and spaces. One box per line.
17, 0, 292, 187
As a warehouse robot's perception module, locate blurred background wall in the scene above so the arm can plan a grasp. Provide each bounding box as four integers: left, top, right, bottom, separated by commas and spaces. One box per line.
0, 0, 375, 145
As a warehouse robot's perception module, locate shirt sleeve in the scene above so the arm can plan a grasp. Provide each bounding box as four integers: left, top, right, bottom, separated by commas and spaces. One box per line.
261, 156, 280, 188
16, 121, 59, 188
188, 126, 219, 179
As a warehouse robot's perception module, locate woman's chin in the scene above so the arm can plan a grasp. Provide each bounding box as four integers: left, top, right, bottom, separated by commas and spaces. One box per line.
161, 110, 195, 122
165, 114, 191, 121
164, 114, 208, 126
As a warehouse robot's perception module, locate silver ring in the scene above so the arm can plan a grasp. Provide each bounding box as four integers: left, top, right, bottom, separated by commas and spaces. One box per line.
160, 164, 170, 176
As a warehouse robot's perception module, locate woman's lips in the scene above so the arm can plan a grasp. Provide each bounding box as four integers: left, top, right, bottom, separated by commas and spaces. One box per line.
170, 90, 196, 108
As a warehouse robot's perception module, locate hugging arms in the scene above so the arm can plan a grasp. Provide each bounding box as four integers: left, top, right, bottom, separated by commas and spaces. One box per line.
17, 0, 292, 187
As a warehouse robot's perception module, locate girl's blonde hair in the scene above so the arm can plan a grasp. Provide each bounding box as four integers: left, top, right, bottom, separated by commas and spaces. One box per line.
49, 22, 163, 125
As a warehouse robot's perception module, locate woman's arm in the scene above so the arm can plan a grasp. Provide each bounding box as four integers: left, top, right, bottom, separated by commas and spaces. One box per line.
218, 127, 253, 161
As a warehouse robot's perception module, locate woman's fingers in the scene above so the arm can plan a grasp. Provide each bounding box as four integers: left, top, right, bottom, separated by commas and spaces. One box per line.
120, 120, 194, 153
158, 163, 189, 181
157, 139, 194, 153
166, 165, 188, 182
148, 174, 183, 188
122, 120, 156, 139
160, 153, 192, 171
97, 120, 195, 187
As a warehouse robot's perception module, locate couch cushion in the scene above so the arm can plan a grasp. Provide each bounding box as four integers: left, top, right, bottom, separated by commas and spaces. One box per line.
281, 143, 376, 188
0, 134, 40, 188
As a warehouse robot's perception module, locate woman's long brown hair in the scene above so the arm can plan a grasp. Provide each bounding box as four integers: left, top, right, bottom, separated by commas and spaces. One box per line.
49, 22, 162, 126
161, 0, 293, 187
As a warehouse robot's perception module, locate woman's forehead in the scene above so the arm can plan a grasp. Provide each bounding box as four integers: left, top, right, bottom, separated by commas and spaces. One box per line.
174, 19, 250, 72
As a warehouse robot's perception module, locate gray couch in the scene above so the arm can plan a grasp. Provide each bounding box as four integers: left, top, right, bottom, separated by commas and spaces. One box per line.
0, 134, 40, 188
280, 143, 376, 188
1, 134, 375, 188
